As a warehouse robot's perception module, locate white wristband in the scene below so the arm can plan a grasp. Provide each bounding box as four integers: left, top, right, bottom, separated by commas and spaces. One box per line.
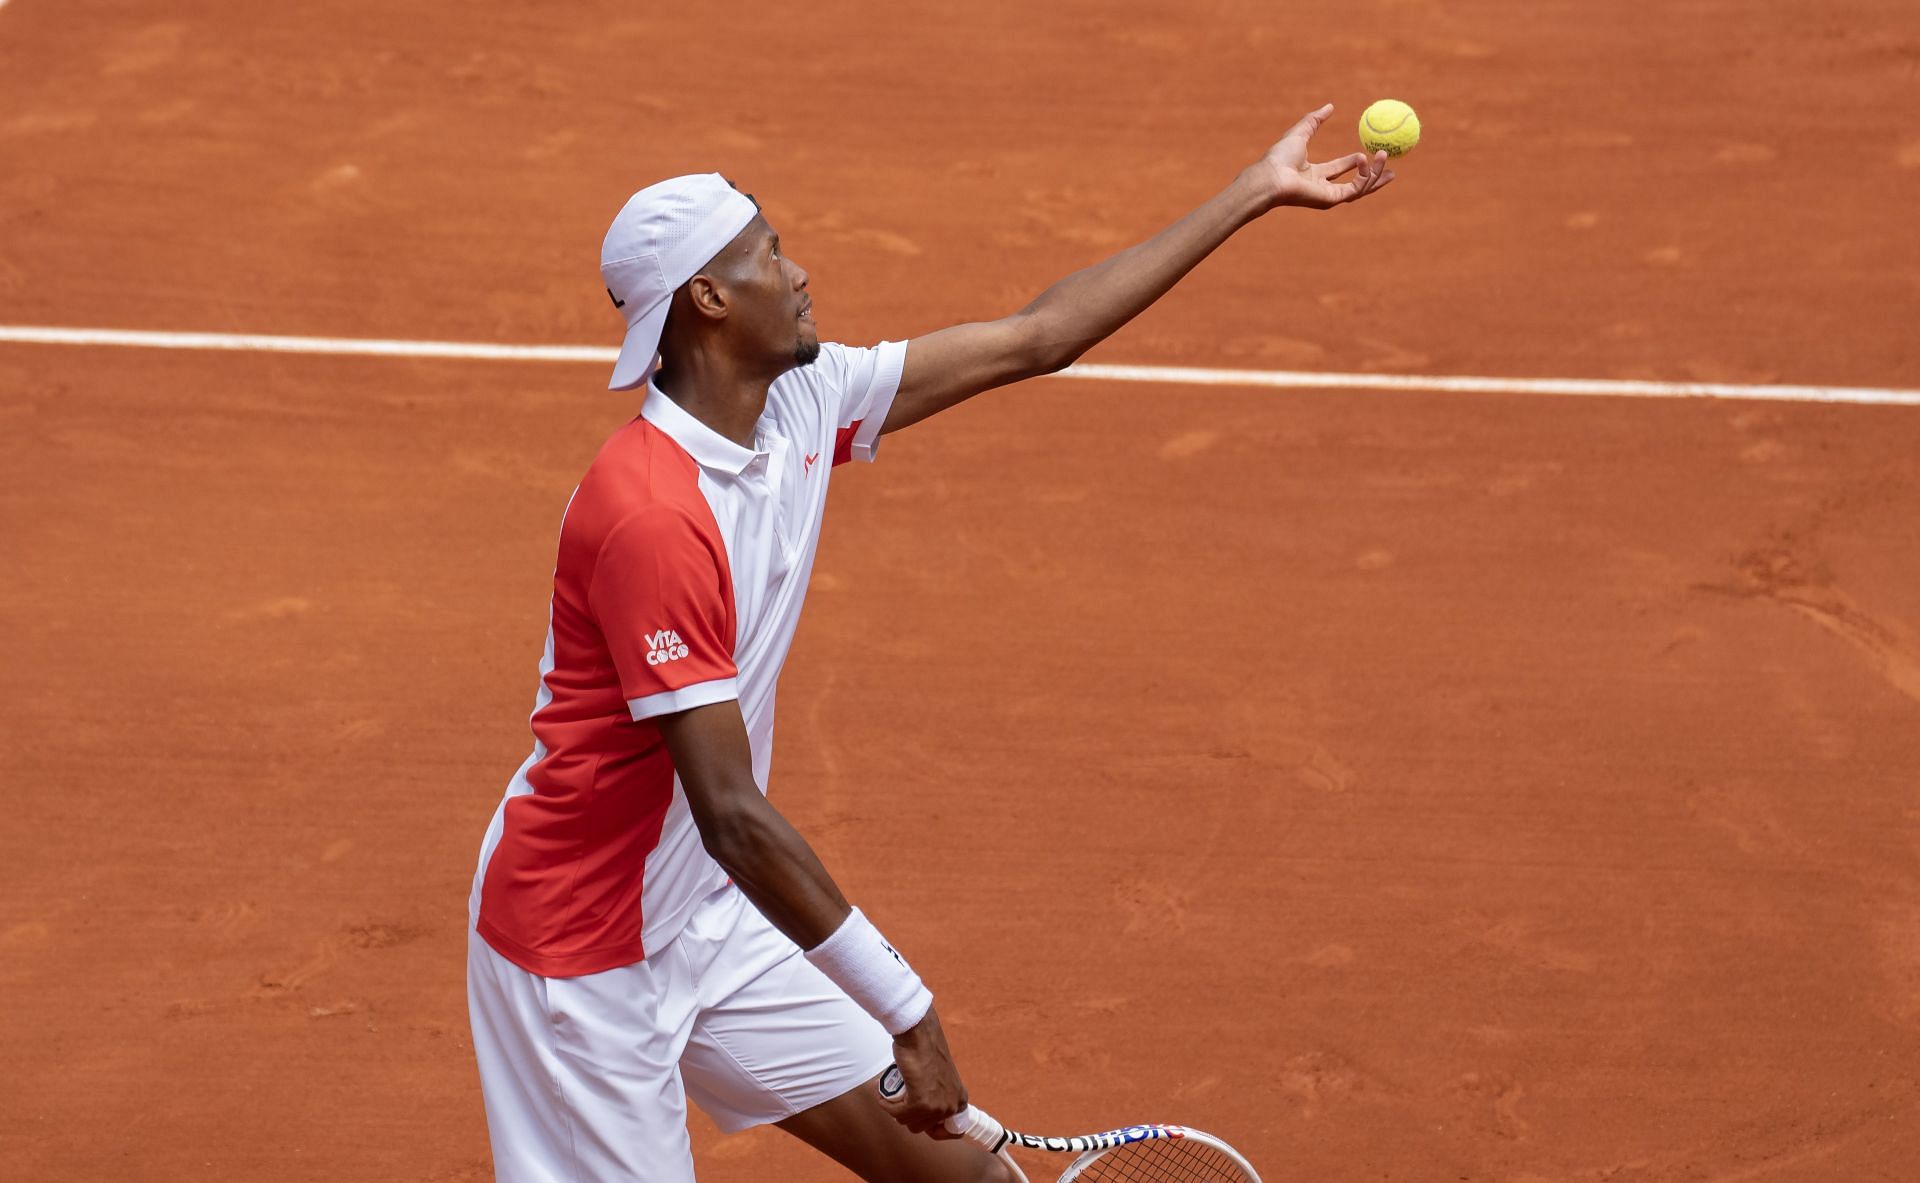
804, 908, 933, 1036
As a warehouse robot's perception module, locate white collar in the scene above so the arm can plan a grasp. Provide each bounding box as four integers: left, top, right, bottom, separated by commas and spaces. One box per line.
640, 381, 765, 476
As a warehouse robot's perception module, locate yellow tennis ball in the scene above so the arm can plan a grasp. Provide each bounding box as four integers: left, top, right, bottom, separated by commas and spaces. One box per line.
1359, 99, 1420, 156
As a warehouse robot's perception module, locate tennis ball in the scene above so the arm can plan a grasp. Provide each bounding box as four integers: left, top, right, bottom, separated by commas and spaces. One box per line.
1358, 100, 1420, 156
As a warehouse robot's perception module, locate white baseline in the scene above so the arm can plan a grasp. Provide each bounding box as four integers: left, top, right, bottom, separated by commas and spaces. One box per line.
1, 324, 1916, 408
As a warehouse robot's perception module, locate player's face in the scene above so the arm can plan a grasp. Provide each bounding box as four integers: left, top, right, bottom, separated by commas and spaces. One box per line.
731, 217, 818, 369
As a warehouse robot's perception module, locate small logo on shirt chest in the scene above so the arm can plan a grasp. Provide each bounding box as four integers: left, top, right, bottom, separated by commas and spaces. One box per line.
645, 629, 690, 666
803, 452, 820, 476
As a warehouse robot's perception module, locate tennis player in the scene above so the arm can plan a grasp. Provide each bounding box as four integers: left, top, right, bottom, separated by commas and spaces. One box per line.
467, 104, 1393, 1183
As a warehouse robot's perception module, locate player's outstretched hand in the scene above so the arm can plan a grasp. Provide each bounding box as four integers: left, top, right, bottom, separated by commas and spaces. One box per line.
1255, 103, 1396, 210
881, 1007, 969, 1139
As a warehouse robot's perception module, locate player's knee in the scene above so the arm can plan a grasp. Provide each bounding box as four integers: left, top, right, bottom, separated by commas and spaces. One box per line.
974, 1153, 1027, 1183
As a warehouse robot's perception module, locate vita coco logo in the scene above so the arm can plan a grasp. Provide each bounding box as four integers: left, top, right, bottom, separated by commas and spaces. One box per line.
645, 629, 690, 666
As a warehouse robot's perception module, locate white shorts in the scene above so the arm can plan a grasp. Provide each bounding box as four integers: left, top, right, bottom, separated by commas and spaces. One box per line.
467, 883, 895, 1183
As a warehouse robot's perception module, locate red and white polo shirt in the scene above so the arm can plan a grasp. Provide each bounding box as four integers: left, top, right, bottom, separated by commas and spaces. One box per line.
475, 340, 906, 978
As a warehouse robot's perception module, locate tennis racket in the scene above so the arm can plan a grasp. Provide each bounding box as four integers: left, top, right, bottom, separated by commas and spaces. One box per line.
878, 1065, 1262, 1182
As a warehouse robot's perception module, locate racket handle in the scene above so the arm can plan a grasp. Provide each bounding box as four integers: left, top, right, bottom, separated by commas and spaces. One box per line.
953, 1104, 1005, 1150
877, 1066, 1002, 1145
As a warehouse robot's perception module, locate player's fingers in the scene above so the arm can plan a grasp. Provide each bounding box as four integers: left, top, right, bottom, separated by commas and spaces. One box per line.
1282, 103, 1334, 142
1318, 151, 1367, 181
1352, 151, 1387, 197
880, 1104, 912, 1129
884, 1093, 950, 1134
1346, 163, 1396, 203
879, 1091, 928, 1132
1323, 173, 1366, 206
1368, 155, 1396, 195
914, 1109, 956, 1136
895, 1108, 936, 1133
1332, 156, 1374, 200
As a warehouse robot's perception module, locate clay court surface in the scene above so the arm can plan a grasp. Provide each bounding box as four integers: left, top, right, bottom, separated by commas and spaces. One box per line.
4, 1, 1920, 1179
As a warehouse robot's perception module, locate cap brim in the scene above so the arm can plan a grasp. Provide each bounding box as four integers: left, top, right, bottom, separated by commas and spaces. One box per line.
608, 298, 670, 391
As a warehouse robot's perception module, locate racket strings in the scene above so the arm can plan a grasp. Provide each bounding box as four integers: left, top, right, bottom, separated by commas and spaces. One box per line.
1073, 1138, 1254, 1183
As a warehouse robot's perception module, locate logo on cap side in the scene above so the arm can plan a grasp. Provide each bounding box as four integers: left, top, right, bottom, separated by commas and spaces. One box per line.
607, 287, 626, 309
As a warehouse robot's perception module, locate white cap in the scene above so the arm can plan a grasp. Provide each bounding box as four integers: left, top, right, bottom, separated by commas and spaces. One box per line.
600, 174, 760, 391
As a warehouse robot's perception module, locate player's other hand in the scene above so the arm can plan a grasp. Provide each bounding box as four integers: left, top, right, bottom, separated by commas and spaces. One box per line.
882, 1007, 969, 1139
1253, 103, 1395, 210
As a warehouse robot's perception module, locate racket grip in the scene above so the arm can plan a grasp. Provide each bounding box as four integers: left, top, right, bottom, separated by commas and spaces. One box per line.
877, 1066, 999, 1144
952, 1104, 1004, 1149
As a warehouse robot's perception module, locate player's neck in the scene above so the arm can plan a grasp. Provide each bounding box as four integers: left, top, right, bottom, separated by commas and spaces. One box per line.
654, 350, 781, 448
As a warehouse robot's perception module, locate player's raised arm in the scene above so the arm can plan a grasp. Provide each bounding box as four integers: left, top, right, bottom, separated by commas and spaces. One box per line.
883, 103, 1394, 433
655, 701, 971, 1138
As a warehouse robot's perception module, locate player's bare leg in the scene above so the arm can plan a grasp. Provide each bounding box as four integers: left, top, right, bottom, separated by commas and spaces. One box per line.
777, 1073, 1025, 1183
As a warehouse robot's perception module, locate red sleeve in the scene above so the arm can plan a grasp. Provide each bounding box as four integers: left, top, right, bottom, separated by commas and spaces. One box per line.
587, 505, 739, 720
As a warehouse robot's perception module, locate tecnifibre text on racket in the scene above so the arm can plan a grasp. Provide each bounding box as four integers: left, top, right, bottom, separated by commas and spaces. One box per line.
878, 1065, 1262, 1182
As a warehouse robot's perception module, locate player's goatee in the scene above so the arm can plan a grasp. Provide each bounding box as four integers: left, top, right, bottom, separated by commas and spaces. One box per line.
794, 339, 821, 366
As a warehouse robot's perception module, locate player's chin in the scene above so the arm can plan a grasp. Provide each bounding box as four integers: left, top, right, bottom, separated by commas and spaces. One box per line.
793, 330, 821, 367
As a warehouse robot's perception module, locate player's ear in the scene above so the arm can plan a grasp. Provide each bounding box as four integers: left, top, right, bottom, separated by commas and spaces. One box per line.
684, 273, 729, 322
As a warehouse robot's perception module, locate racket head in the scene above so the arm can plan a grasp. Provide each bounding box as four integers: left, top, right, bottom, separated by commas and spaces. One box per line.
1058, 1125, 1261, 1183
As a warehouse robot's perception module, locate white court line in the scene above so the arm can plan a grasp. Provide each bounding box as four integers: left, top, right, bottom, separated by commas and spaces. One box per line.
2, 323, 1918, 407
0, 325, 612, 364
1056, 363, 1920, 407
